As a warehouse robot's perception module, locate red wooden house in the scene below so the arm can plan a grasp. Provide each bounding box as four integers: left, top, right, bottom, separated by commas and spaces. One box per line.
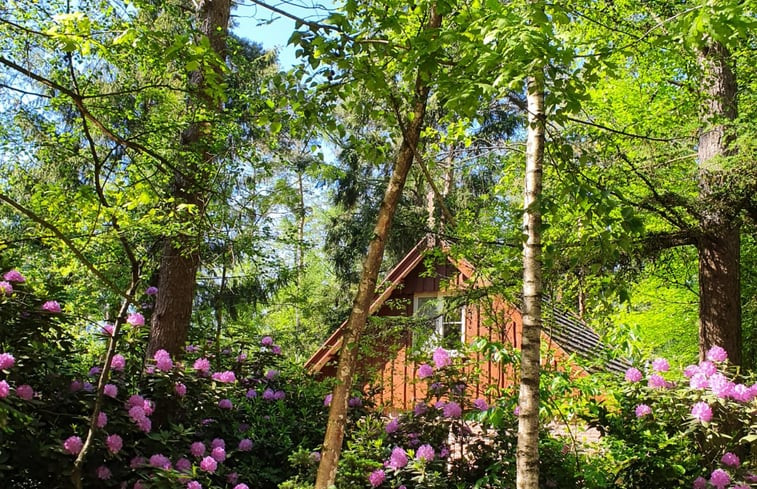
305, 237, 628, 411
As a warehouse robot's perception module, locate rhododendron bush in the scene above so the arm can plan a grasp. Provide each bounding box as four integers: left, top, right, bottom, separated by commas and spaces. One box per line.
0, 270, 331, 488
587, 348, 757, 489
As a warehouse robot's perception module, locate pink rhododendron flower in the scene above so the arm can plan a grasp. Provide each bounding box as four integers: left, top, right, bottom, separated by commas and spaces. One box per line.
473, 398, 489, 411
0, 380, 8, 398
732, 383, 753, 402
238, 439, 253, 451
193, 358, 211, 374
187, 482, 202, 489
514, 405, 521, 415
96, 465, 111, 480
3, 269, 25, 282
101, 324, 114, 336
261, 336, 274, 346
70, 380, 83, 392
211, 446, 226, 462
690, 373, 709, 389
683, 365, 699, 378
709, 373, 734, 399
443, 401, 462, 418
211, 370, 236, 383
16, 384, 33, 400
154, 349, 173, 371
176, 457, 191, 472
127, 394, 145, 408
263, 388, 275, 400
368, 469, 385, 487
274, 390, 286, 400
0, 281, 12, 295
417, 363, 433, 379
691, 402, 713, 422
635, 404, 652, 417
106, 434, 123, 454
42, 300, 61, 313
0, 352, 15, 370
211, 438, 225, 449
692, 476, 707, 489
414, 403, 427, 416
698, 360, 717, 377
218, 399, 233, 410
348, 396, 362, 407
707, 346, 728, 363
199, 456, 217, 473
651, 358, 669, 372
149, 453, 171, 469
385, 418, 400, 434
103, 384, 117, 398
272, 345, 282, 354
127, 312, 145, 326
63, 435, 83, 455
432, 347, 451, 368
648, 374, 666, 389
233, 484, 249, 489
388, 447, 408, 469
130, 456, 147, 468
89, 366, 101, 377
710, 469, 730, 489
110, 354, 125, 371
190, 442, 206, 458
145, 286, 158, 296
246, 388, 257, 398
175, 382, 187, 397
721, 452, 740, 467
624, 367, 642, 382
96, 411, 108, 428
416, 444, 435, 461
264, 369, 278, 380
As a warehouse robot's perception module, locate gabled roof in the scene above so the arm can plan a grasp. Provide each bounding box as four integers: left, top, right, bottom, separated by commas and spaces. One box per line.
306, 236, 628, 375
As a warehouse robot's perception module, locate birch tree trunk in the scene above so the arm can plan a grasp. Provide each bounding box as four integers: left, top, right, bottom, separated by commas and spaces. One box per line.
313, 8, 442, 488
696, 41, 741, 365
148, 0, 231, 358
517, 70, 545, 489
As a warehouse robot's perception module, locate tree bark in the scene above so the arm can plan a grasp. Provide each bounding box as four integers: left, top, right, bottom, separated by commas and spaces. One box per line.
696, 41, 741, 365
517, 71, 544, 489
148, 0, 231, 358
313, 8, 442, 488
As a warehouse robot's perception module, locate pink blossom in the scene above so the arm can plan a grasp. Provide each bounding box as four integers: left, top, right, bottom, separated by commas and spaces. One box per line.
106, 434, 123, 454
101, 324, 114, 336
690, 373, 709, 389
721, 452, 740, 467
211, 371, 236, 383
190, 442, 206, 458
176, 457, 192, 472
246, 388, 257, 398
175, 382, 187, 397
136, 416, 152, 433
0, 281, 12, 295
388, 447, 408, 469
0, 352, 15, 370
145, 286, 158, 296
127, 394, 145, 408
63, 435, 83, 455
130, 456, 147, 468
624, 367, 642, 382
187, 482, 202, 489
233, 485, 249, 489
691, 402, 712, 422
651, 358, 669, 372
443, 401, 462, 418
417, 363, 433, 379
635, 404, 652, 417
732, 383, 754, 402
683, 365, 699, 378
218, 399, 233, 410
368, 469, 385, 487
16, 384, 33, 400
237, 353, 247, 362
264, 369, 278, 380
127, 312, 145, 326
261, 336, 274, 346
473, 398, 489, 411
211, 438, 225, 449
96, 411, 108, 428
70, 380, 83, 392
42, 300, 61, 313
514, 405, 521, 416
110, 354, 125, 371
709, 373, 734, 399
709, 469, 730, 489
271, 345, 282, 354
154, 349, 173, 371
707, 346, 728, 363
199, 456, 217, 473
0, 380, 8, 398
142, 399, 154, 415
414, 403, 427, 416
416, 444, 435, 461
103, 384, 118, 398
96, 465, 111, 480
193, 358, 211, 374
211, 446, 226, 462
348, 396, 362, 407
385, 418, 400, 434
698, 360, 717, 377
238, 439, 253, 451
692, 476, 707, 489
128, 405, 145, 422
149, 453, 171, 469
432, 347, 451, 369
647, 374, 666, 389
3, 269, 25, 282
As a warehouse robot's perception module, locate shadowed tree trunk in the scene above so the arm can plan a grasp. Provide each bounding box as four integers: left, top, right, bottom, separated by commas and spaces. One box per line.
696, 41, 741, 365
313, 7, 442, 488
517, 70, 544, 489
148, 0, 231, 358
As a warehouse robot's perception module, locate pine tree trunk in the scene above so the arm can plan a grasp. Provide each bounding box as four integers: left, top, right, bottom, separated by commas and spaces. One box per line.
148, 0, 231, 358
696, 41, 741, 365
313, 8, 442, 488
517, 71, 544, 489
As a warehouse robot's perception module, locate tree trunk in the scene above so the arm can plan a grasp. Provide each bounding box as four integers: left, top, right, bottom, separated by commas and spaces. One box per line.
696, 41, 741, 365
313, 8, 442, 488
517, 71, 544, 489
148, 0, 231, 358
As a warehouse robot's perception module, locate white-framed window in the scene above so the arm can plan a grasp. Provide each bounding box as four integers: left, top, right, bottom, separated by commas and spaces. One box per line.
412, 293, 465, 350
